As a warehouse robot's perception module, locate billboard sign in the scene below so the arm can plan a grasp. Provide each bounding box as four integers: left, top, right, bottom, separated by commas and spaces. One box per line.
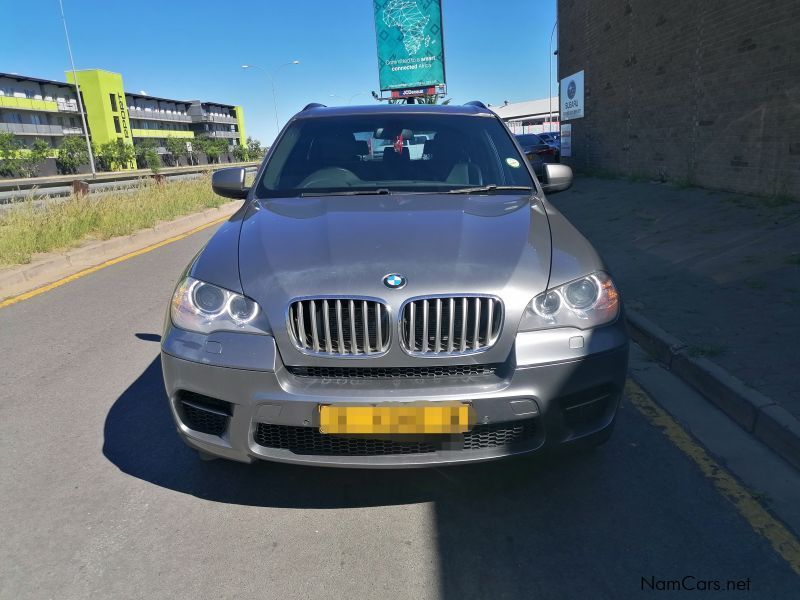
390, 86, 437, 98
560, 124, 572, 157
560, 70, 584, 120
374, 0, 446, 91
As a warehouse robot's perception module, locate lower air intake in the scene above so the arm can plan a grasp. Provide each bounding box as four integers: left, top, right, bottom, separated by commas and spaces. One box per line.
178, 391, 231, 436
253, 419, 537, 456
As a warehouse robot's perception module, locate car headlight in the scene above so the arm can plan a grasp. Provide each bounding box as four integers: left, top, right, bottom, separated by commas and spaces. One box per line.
170, 276, 270, 335
519, 271, 619, 331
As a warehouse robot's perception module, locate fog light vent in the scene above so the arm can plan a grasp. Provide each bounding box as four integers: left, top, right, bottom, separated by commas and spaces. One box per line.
177, 391, 231, 436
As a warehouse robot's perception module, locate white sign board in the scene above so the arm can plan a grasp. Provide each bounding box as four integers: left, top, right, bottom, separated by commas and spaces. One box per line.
560, 70, 584, 121
560, 124, 572, 157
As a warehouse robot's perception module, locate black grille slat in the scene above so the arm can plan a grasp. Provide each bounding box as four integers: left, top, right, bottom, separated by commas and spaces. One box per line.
289, 298, 389, 356
253, 419, 537, 456
288, 364, 499, 380
402, 296, 502, 355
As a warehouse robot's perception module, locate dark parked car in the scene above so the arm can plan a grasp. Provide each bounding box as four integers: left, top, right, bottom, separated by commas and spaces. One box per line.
514, 133, 559, 172
538, 131, 561, 152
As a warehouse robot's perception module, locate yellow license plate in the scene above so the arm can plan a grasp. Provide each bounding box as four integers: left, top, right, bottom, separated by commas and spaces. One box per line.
319, 403, 475, 434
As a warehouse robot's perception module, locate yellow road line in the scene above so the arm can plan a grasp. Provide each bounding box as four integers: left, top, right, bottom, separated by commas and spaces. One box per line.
626, 379, 800, 577
0, 216, 228, 310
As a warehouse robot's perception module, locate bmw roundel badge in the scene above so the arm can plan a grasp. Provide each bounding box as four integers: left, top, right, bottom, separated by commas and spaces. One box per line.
383, 274, 406, 289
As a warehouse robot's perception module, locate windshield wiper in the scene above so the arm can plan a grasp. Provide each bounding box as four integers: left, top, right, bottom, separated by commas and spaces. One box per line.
300, 188, 391, 197
446, 185, 533, 194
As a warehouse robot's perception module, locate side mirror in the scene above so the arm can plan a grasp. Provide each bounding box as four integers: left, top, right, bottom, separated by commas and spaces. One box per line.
541, 163, 573, 194
212, 167, 249, 199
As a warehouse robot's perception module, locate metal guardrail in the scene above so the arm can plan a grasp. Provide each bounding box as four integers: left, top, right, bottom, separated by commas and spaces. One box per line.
0, 161, 261, 204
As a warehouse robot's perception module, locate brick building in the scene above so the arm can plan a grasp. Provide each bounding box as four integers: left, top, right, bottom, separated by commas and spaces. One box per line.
557, 0, 799, 197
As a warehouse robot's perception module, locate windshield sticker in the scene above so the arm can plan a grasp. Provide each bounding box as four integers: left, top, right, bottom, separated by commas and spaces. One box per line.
506, 158, 521, 168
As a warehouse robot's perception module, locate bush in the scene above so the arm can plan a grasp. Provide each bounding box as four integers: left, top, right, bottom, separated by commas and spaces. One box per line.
18, 139, 50, 178
0, 132, 22, 177
145, 148, 161, 174
232, 144, 249, 162
164, 137, 189, 167
95, 139, 135, 171
246, 136, 265, 158
195, 137, 228, 164
56, 135, 89, 174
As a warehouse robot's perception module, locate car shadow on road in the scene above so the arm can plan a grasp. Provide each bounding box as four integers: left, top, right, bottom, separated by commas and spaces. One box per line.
102, 356, 596, 510
103, 357, 800, 598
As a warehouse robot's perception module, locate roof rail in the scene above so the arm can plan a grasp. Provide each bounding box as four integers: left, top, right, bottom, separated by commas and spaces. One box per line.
301, 103, 327, 111
464, 100, 488, 109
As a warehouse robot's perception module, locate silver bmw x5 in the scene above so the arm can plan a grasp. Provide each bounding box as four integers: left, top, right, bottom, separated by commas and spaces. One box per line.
161, 102, 629, 467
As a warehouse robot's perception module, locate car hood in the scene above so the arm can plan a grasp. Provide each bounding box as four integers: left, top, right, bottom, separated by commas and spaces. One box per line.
237, 193, 552, 366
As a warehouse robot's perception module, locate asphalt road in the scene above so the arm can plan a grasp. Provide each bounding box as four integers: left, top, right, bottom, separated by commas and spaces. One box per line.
1, 225, 798, 599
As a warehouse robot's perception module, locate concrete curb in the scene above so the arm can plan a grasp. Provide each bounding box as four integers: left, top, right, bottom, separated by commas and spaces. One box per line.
0, 201, 241, 301
627, 309, 800, 471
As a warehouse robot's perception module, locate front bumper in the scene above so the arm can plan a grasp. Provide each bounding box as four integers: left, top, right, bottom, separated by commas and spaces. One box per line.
160, 319, 628, 468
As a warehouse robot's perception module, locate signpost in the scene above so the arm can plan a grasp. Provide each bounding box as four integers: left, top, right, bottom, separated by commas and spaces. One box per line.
560, 124, 572, 157
374, 0, 446, 98
559, 70, 584, 121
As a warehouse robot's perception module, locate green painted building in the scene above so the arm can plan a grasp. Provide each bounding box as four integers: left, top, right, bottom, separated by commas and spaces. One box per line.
0, 69, 247, 171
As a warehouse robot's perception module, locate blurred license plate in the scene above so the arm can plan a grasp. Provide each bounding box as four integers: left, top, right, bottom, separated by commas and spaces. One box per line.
319, 403, 474, 434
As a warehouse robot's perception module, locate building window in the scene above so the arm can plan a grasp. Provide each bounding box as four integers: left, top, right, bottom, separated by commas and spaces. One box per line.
113, 116, 121, 134
109, 93, 118, 112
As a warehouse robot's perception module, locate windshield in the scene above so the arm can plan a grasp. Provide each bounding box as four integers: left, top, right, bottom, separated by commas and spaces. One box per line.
256, 114, 533, 197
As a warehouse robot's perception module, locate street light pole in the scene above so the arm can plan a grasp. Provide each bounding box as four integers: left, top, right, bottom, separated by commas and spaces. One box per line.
58, 0, 96, 177
242, 61, 299, 139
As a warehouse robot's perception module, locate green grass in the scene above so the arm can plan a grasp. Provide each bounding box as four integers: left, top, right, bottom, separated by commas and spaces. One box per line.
0, 176, 225, 266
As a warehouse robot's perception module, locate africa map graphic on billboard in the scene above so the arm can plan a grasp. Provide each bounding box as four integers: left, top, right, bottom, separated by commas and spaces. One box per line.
374, 0, 446, 91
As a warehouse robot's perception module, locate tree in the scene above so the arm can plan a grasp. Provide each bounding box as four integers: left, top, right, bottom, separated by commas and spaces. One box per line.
197, 137, 227, 164
134, 139, 161, 173
17, 139, 50, 178
145, 147, 161, 174
113, 139, 136, 170
232, 144, 249, 162
134, 139, 156, 168
164, 137, 188, 167
192, 137, 209, 163
246, 136, 264, 158
0, 132, 21, 177
95, 139, 135, 171
56, 135, 89, 174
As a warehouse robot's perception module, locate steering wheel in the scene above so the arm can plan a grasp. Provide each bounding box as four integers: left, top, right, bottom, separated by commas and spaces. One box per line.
298, 167, 360, 189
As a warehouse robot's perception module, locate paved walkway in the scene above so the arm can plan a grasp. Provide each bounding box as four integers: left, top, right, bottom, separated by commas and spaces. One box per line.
552, 176, 800, 418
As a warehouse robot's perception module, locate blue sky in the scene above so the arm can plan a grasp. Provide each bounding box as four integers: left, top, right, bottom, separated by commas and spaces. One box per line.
1, 0, 557, 143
